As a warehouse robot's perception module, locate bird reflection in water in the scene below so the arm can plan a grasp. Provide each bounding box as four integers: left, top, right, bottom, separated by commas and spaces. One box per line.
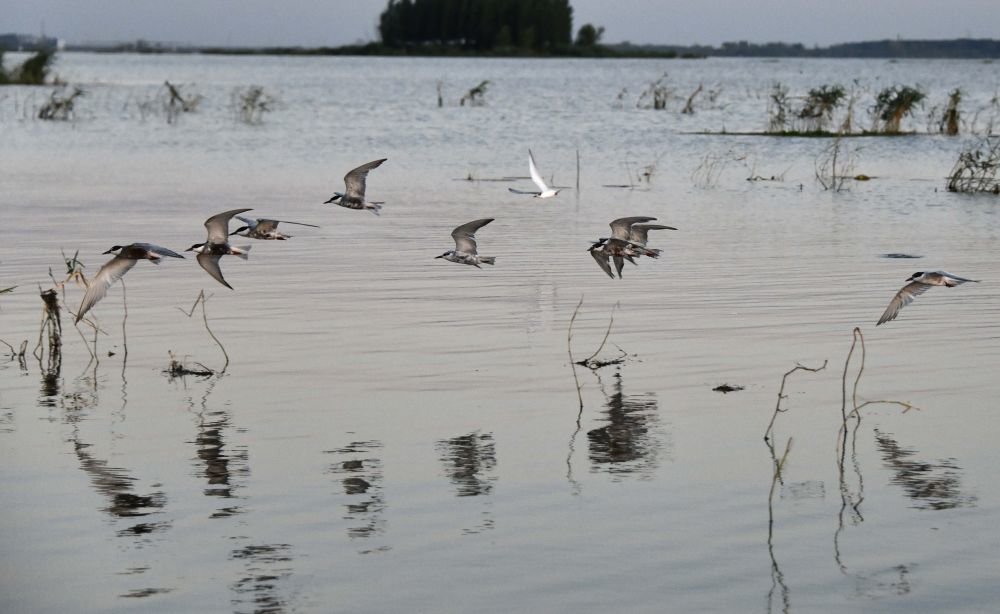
326, 440, 389, 549
874, 429, 976, 510
230, 543, 296, 614
587, 370, 663, 479
193, 408, 249, 519
436, 432, 497, 534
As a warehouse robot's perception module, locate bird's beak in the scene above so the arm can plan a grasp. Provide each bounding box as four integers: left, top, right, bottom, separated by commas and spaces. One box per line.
101, 248, 116, 254
434, 255, 443, 259
323, 196, 337, 204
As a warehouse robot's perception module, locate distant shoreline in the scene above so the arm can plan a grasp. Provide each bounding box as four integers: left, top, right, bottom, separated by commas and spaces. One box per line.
38, 37, 1000, 60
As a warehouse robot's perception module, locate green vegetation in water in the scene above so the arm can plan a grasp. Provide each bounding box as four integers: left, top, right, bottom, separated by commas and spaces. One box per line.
0, 50, 56, 85
873, 85, 926, 133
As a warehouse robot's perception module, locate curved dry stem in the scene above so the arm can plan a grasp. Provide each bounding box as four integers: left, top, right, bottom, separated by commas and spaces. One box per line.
763, 360, 828, 443
567, 296, 584, 411
179, 290, 229, 374
582, 301, 619, 364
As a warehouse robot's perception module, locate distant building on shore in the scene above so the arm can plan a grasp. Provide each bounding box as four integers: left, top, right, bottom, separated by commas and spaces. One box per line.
0, 33, 64, 52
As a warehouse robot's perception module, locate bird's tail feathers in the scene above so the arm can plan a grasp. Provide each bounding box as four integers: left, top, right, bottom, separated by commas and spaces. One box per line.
479, 256, 496, 265
232, 245, 252, 260
366, 202, 383, 216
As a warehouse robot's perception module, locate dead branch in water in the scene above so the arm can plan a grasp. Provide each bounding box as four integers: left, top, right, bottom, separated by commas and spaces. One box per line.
567, 296, 585, 411
164, 350, 216, 379
840, 327, 918, 426
178, 290, 229, 373
1, 338, 28, 370
763, 360, 828, 444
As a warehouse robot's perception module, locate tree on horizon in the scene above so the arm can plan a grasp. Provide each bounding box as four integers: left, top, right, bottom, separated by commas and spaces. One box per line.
378, 0, 573, 51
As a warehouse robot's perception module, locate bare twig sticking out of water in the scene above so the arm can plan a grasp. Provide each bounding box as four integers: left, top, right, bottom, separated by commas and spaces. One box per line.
840, 327, 917, 431
692, 149, 748, 188
567, 296, 585, 411
815, 134, 860, 192
579, 302, 619, 367
459, 80, 490, 106
178, 290, 229, 374
575, 149, 580, 192
763, 360, 828, 444
120, 278, 128, 362
1, 338, 28, 370
681, 83, 703, 115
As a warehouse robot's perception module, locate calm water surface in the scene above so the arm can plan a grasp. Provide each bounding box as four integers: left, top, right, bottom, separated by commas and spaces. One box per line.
2, 53, 1000, 613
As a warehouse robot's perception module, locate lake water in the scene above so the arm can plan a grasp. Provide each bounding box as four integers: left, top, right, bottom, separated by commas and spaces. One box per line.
2, 52, 1000, 613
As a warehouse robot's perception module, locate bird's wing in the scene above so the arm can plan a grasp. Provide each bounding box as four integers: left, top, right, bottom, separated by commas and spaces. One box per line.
254, 219, 281, 233
528, 149, 551, 192
205, 208, 253, 243
343, 158, 387, 201
270, 219, 320, 228
609, 217, 657, 240
939, 271, 980, 285
133, 243, 185, 259
629, 224, 677, 245
451, 218, 494, 255
590, 248, 615, 279
508, 187, 541, 196
76, 256, 138, 322
235, 215, 258, 230
613, 255, 625, 278
876, 281, 932, 325
196, 252, 233, 289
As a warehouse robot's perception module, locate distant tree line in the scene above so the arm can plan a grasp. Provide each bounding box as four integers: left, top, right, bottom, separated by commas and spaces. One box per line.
378, 0, 574, 51
614, 38, 1000, 59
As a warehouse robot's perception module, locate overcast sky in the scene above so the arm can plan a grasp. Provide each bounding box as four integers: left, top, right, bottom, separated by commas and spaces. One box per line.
3, 0, 997, 47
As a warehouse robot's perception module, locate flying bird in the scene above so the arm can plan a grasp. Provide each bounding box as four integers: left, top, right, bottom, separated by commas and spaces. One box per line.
186, 208, 253, 289
324, 158, 387, 215
230, 216, 319, 240
508, 150, 561, 198
435, 218, 496, 268
588, 216, 668, 279
75, 243, 184, 323
876, 271, 980, 326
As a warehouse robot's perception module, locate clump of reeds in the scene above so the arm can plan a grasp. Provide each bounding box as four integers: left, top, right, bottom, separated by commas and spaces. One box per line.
459, 80, 490, 106
232, 85, 274, 124
38, 87, 84, 120
946, 136, 1000, 194
872, 85, 925, 133
798, 85, 846, 132
938, 88, 961, 136
0, 50, 56, 86
766, 82, 791, 132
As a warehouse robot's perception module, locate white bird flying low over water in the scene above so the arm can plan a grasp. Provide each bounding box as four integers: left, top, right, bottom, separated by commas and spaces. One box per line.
589, 216, 673, 279
508, 150, 561, 198
876, 271, 980, 326
230, 216, 320, 240
324, 158, 387, 215
75, 243, 184, 323
435, 218, 496, 268
186, 208, 253, 289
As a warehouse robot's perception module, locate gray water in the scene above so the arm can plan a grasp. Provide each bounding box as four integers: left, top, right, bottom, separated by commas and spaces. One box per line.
2, 53, 1000, 613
